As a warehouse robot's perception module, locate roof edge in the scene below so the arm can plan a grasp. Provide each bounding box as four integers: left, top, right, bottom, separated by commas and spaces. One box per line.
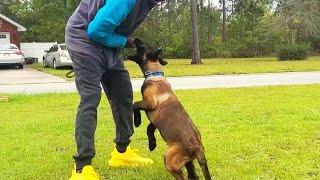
0, 13, 26, 32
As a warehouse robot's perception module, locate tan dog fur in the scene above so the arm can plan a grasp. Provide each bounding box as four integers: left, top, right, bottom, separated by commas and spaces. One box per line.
129, 47, 212, 180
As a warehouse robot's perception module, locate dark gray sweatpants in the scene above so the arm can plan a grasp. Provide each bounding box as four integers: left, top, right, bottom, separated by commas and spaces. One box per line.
68, 47, 134, 170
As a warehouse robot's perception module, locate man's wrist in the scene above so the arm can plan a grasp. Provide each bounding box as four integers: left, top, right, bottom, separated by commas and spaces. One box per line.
126, 36, 136, 48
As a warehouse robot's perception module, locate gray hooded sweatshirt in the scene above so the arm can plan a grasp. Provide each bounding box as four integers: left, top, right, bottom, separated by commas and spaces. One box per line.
65, 0, 157, 57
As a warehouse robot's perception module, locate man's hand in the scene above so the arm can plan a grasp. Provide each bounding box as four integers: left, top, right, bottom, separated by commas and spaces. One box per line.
126, 36, 136, 48
124, 37, 145, 62
132, 38, 146, 60
133, 38, 144, 48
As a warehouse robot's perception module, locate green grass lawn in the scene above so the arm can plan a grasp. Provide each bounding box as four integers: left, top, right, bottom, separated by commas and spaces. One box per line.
30, 56, 320, 80
1, 85, 320, 179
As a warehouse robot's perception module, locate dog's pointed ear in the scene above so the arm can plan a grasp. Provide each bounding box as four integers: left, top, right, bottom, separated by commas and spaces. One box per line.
126, 55, 138, 62
154, 49, 167, 66
158, 57, 168, 66
154, 48, 162, 59
126, 55, 136, 61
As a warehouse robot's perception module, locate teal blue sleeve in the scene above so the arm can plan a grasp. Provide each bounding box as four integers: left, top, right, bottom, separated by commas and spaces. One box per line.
87, 0, 136, 48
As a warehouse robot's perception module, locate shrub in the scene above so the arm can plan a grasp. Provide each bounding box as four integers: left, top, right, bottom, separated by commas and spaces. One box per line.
231, 37, 276, 58
200, 43, 217, 58
277, 44, 310, 61
231, 44, 254, 58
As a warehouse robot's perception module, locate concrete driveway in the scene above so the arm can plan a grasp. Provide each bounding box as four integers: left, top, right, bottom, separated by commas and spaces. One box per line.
1, 68, 320, 94
0, 67, 66, 85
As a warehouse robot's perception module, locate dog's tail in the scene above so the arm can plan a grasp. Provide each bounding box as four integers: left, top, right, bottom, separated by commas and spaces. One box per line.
196, 149, 212, 180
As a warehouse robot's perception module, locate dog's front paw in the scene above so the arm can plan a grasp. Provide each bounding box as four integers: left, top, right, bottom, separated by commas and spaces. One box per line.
148, 138, 157, 151
133, 109, 141, 127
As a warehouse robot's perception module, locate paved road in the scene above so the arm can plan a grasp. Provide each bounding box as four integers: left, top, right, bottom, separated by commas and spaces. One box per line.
1, 68, 320, 94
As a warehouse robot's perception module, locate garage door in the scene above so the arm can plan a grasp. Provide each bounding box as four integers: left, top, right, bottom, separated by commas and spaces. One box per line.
0, 32, 10, 44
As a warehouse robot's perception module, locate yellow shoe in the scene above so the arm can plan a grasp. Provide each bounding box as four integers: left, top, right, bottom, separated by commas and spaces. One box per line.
108, 146, 154, 167
69, 165, 100, 180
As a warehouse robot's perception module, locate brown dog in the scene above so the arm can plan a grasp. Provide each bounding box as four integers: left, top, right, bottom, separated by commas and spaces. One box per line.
127, 39, 212, 180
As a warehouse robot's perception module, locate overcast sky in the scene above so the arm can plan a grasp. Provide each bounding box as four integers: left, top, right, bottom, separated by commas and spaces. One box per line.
207, 0, 221, 8
212, 0, 220, 7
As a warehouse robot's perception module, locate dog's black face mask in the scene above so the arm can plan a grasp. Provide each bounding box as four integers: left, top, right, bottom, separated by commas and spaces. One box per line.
126, 38, 168, 67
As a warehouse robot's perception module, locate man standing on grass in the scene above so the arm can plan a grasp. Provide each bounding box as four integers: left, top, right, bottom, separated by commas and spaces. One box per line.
65, 0, 163, 179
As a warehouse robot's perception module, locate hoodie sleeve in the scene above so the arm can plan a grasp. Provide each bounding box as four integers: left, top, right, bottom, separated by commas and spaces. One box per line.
87, 0, 136, 48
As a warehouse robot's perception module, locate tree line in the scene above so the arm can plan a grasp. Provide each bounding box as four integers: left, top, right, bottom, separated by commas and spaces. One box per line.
1, 0, 320, 60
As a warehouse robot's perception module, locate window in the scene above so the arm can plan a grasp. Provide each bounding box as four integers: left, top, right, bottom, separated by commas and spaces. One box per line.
59, 45, 67, 50
52, 45, 58, 52
0, 35, 7, 39
0, 44, 18, 50
48, 46, 54, 52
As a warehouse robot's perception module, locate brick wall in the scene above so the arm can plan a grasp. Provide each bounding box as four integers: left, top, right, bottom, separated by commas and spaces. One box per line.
0, 18, 21, 49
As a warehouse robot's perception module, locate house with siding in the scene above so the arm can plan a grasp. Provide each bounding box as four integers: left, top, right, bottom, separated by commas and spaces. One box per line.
0, 13, 26, 48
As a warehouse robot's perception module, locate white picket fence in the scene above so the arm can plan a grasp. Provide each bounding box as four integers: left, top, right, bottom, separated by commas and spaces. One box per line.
20, 42, 57, 62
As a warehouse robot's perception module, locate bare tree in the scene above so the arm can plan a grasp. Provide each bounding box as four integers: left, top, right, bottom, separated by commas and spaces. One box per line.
221, 0, 227, 43
239, 0, 244, 41
208, 0, 214, 42
190, 0, 202, 64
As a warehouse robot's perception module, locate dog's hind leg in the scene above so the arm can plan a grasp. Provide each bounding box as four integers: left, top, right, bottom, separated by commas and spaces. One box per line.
196, 150, 212, 180
164, 144, 189, 180
147, 123, 157, 151
185, 161, 198, 180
